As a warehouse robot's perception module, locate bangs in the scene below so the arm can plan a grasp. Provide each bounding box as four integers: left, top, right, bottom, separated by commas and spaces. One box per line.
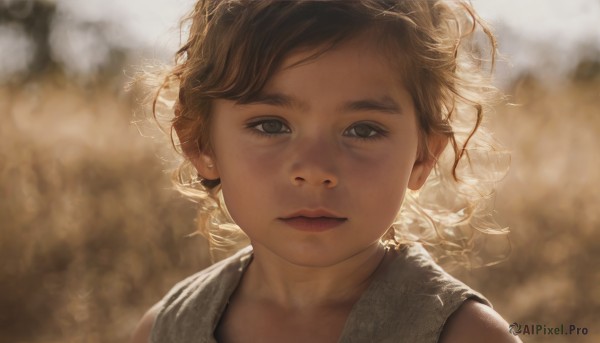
185, 1, 395, 103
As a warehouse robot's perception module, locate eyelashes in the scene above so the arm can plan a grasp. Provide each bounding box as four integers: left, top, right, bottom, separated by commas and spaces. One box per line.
247, 119, 291, 136
345, 123, 386, 140
245, 118, 388, 141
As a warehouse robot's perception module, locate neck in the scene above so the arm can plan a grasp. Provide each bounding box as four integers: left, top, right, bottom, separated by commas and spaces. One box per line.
239, 243, 387, 310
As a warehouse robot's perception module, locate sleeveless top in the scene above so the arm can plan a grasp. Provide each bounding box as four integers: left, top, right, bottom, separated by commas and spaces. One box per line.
150, 243, 491, 343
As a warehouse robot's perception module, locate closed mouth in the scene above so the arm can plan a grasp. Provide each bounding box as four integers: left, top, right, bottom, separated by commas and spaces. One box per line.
280, 208, 346, 220
282, 216, 346, 221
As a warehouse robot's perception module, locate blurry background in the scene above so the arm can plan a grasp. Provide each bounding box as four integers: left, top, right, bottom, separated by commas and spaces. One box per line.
0, 0, 598, 342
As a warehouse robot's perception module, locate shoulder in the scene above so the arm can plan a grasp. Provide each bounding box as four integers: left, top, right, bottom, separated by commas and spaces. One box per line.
146, 247, 253, 342
130, 302, 162, 343
342, 244, 504, 342
380, 244, 518, 342
438, 300, 523, 343
382, 244, 488, 305
161, 246, 252, 310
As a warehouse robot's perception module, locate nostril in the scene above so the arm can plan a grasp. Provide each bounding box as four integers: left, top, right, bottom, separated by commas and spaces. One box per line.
290, 172, 338, 188
323, 179, 337, 188
292, 176, 305, 186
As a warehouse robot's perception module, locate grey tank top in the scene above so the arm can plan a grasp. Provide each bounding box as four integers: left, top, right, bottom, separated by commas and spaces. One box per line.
151, 243, 491, 343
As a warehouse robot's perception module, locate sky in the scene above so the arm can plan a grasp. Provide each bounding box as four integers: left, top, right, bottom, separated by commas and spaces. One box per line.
474, 0, 600, 83
1, 0, 600, 82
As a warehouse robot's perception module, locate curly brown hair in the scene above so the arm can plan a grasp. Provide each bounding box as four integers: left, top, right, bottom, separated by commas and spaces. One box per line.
150, 0, 509, 265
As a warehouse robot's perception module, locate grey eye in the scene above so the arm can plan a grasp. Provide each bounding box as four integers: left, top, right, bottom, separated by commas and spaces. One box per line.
260, 120, 284, 134
349, 124, 377, 138
249, 119, 290, 135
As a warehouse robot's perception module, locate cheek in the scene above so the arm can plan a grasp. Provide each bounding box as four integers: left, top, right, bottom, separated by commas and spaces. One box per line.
221, 142, 283, 182
359, 160, 411, 212
347, 140, 417, 216
214, 138, 283, 223
348, 136, 417, 183
355, 167, 411, 233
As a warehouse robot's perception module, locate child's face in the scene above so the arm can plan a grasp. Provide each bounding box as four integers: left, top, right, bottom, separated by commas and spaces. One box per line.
204, 35, 429, 267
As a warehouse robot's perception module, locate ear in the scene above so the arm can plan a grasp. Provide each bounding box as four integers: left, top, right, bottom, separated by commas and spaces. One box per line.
408, 133, 448, 191
189, 150, 220, 181
175, 127, 220, 181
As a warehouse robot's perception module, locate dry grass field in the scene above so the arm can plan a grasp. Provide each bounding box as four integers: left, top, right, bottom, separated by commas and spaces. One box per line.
0, 66, 598, 342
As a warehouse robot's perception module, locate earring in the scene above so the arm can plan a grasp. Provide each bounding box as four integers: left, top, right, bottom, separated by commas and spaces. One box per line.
207, 164, 214, 169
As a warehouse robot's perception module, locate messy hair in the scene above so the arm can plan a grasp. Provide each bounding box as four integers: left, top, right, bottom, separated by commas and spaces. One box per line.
150, 0, 510, 266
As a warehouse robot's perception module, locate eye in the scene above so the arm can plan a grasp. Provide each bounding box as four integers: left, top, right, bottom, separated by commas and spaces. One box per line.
345, 123, 386, 140
247, 118, 291, 136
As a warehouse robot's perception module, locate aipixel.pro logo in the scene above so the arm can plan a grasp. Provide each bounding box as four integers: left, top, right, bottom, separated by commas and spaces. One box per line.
509, 322, 589, 336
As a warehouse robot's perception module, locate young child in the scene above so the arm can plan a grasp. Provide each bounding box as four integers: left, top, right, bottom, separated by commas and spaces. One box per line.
133, 1, 520, 342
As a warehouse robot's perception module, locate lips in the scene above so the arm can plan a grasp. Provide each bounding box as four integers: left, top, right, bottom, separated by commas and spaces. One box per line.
279, 209, 347, 232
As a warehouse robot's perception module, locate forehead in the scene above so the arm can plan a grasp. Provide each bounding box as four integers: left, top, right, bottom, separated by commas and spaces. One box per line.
285, 32, 392, 72
252, 33, 411, 111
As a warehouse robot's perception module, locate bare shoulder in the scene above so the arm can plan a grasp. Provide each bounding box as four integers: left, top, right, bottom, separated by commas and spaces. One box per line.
131, 302, 162, 343
438, 300, 523, 343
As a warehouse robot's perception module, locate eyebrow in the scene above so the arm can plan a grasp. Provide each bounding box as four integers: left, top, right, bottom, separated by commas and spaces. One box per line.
237, 92, 403, 115
238, 93, 307, 110
342, 96, 403, 114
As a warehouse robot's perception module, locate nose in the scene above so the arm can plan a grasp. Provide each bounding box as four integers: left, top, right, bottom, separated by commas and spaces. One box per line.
289, 137, 339, 189
291, 173, 338, 188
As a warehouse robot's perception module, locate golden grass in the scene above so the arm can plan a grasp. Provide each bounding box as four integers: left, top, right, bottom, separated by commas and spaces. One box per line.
455, 75, 600, 343
0, 74, 210, 342
0, 72, 598, 342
